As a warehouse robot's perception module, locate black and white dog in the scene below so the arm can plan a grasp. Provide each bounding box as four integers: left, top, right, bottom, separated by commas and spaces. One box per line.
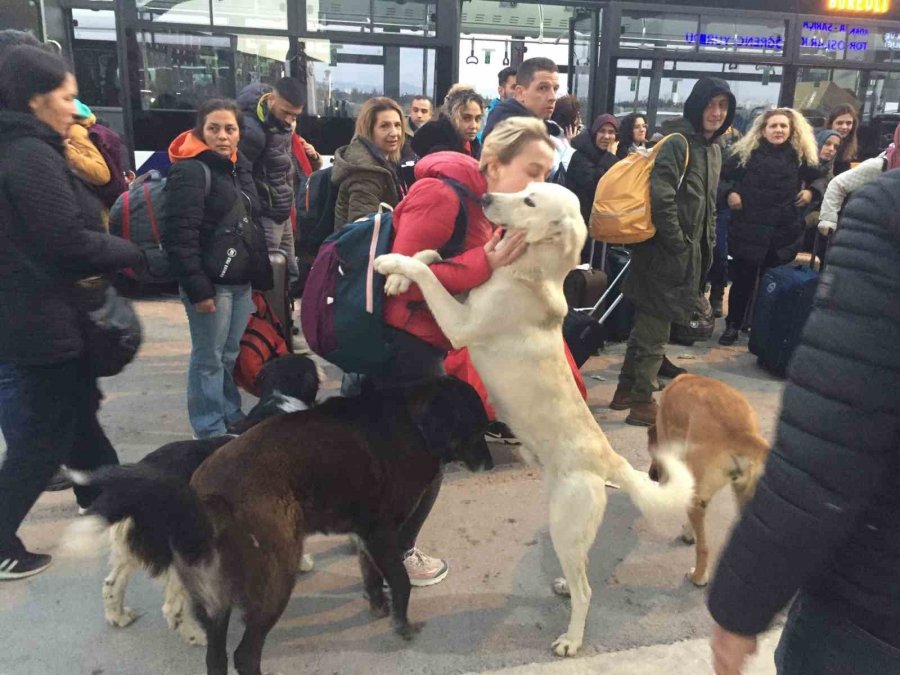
66, 354, 320, 646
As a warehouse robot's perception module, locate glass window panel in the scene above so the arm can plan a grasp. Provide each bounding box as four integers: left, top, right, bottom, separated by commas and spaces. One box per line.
233, 35, 290, 91
300, 41, 385, 118
800, 17, 876, 63
398, 47, 436, 104
308, 0, 436, 36
794, 67, 900, 159
696, 17, 786, 56
212, 0, 287, 30
137, 0, 211, 25
459, 4, 583, 103
613, 58, 653, 115
134, 30, 288, 110
72, 9, 120, 108
619, 11, 699, 52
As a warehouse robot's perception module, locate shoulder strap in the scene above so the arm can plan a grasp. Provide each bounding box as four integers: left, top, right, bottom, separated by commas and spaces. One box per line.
200, 163, 212, 196
436, 178, 475, 259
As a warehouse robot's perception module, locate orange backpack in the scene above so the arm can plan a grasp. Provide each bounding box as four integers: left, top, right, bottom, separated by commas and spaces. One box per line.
589, 133, 689, 244
234, 292, 289, 397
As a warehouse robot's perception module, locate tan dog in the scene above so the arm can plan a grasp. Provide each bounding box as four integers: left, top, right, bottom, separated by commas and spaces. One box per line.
648, 374, 770, 587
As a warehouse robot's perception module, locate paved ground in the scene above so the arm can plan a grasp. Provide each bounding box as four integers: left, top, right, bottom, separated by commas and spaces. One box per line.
0, 295, 787, 675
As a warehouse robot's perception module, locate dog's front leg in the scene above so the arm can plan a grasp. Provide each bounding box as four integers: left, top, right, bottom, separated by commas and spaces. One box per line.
374, 254, 474, 348
359, 528, 421, 640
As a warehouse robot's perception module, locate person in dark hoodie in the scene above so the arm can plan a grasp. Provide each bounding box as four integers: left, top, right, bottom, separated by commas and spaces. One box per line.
164, 98, 270, 440
411, 86, 484, 160
566, 112, 619, 225
237, 77, 308, 292
707, 170, 900, 675
610, 77, 736, 426
481, 57, 559, 142
0, 46, 142, 579
717, 108, 821, 346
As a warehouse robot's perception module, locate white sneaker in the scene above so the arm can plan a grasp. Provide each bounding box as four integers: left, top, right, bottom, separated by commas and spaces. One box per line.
403, 548, 448, 587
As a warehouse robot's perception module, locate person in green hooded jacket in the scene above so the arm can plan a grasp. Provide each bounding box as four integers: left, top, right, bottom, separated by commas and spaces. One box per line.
610, 77, 736, 426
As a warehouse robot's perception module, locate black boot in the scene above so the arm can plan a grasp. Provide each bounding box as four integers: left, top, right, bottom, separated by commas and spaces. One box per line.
658, 356, 687, 379
718, 325, 740, 346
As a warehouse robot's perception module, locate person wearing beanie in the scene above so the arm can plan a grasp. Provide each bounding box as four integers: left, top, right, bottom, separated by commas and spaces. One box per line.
611, 77, 736, 426
565, 112, 620, 225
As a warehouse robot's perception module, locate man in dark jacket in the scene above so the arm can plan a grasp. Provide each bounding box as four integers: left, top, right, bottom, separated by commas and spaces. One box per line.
707, 172, 900, 675
481, 57, 559, 141
237, 77, 309, 291
611, 77, 735, 426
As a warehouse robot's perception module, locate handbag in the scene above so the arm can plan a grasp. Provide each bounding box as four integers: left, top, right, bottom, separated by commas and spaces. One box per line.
77, 279, 143, 377
203, 192, 255, 285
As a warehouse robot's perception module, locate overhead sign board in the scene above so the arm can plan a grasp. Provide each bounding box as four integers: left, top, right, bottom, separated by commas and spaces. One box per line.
826, 0, 890, 14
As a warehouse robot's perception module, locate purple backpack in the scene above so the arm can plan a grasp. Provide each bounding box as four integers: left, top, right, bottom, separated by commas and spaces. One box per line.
300, 178, 471, 376
88, 123, 129, 208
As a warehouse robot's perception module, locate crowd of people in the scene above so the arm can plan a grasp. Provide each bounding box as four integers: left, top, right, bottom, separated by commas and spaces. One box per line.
0, 29, 897, 675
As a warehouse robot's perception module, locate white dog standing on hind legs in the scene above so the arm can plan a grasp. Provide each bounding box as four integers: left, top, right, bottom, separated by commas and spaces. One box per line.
374, 182, 694, 657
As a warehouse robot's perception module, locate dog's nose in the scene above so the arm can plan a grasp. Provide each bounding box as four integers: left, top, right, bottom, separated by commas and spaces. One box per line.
480, 194, 493, 208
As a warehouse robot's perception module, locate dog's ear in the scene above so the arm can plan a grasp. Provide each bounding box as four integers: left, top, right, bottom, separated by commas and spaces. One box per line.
415, 379, 493, 471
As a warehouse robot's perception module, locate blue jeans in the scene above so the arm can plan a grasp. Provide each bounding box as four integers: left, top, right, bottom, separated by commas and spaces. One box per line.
775, 592, 900, 674
0, 358, 117, 551
180, 284, 253, 439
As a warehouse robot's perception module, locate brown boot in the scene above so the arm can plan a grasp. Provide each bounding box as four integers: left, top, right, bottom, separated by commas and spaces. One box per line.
626, 399, 659, 427
609, 385, 634, 410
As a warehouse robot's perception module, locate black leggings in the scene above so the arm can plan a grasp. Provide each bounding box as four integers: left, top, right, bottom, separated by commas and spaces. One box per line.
726, 257, 769, 329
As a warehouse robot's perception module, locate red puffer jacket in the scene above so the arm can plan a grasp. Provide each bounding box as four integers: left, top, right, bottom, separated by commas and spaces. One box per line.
383, 152, 493, 350
383, 152, 587, 415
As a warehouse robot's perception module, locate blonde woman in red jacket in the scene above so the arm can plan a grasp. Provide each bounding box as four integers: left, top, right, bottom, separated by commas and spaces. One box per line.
381, 118, 587, 587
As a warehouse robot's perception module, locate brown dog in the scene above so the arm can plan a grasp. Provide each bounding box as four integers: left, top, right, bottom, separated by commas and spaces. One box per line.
648, 374, 770, 587
68, 377, 493, 675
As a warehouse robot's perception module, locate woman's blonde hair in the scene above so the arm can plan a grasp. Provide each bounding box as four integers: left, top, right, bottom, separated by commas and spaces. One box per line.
354, 96, 406, 163
731, 108, 819, 168
480, 117, 554, 171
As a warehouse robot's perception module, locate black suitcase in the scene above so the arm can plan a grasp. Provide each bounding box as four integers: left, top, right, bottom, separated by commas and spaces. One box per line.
563, 244, 631, 368
264, 250, 293, 351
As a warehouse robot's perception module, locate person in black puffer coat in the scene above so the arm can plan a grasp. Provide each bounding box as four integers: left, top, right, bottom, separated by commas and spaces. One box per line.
0, 47, 143, 580
707, 169, 900, 675
411, 86, 484, 160
566, 113, 619, 228
718, 108, 821, 346
237, 78, 305, 289
164, 98, 271, 440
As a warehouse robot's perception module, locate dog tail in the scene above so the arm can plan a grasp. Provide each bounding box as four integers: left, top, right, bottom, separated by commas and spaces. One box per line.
608, 445, 694, 525
61, 465, 215, 578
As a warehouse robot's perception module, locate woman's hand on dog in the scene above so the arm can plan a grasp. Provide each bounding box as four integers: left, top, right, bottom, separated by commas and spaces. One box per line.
485, 229, 528, 271
710, 623, 757, 675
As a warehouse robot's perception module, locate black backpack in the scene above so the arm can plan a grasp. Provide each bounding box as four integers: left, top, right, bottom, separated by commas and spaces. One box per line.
295, 166, 338, 257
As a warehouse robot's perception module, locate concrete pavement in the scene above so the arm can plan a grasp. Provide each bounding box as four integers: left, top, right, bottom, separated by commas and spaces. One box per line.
0, 295, 787, 675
